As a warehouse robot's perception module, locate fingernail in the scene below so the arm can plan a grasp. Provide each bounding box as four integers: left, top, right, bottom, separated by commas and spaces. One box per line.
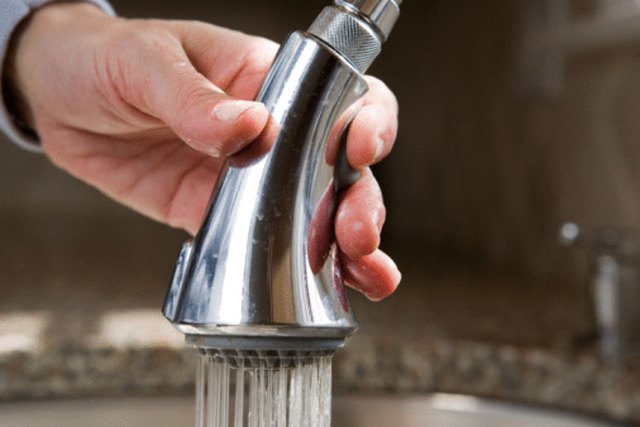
213, 100, 261, 122
373, 136, 384, 162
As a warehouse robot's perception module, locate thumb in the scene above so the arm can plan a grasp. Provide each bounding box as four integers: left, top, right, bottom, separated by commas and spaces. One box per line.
119, 41, 270, 157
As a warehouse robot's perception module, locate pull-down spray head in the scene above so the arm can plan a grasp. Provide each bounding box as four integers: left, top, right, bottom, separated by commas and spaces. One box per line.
163, 0, 401, 358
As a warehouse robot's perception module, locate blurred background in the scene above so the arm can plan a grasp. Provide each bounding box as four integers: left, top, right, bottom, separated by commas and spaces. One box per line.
5, 0, 640, 406
7, 0, 640, 423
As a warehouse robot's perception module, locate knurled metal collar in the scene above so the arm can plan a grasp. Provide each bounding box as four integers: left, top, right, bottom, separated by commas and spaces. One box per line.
335, 0, 401, 40
307, 0, 401, 73
308, 6, 383, 73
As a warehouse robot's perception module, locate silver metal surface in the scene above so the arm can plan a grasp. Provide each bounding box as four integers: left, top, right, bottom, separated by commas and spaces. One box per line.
163, 0, 401, 351
335, 0, 401, 39
164, 32, 364, 345
308, 7, 382, 72
560, 223, 640, 361
308, 0, 401, 72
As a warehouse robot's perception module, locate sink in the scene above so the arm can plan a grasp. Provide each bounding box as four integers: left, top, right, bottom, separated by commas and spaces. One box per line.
333, 394, 619, 427
0, 393, 620, 426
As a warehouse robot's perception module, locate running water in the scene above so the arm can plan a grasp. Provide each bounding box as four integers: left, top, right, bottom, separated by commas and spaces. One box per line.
195, 353, 333, 427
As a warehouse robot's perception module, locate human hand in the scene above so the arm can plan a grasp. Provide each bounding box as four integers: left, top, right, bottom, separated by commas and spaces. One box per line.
8, 2, 401, 300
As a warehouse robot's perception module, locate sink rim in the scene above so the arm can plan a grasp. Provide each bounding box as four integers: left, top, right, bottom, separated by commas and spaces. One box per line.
0, 392, 625, 427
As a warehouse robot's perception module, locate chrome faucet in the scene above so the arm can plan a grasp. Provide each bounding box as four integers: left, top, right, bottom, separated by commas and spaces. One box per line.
560, 223, 640, 361
163, 0, 402, 357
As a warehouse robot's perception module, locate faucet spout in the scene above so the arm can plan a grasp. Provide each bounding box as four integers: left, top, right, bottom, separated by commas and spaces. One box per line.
163, 0, 401, 353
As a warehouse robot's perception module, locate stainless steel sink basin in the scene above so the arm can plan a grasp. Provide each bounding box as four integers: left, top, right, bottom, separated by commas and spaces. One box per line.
0, 393, 619, 426
333, 394, 618, 427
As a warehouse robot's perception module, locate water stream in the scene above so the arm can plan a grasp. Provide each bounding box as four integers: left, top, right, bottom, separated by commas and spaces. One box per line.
195, 353, 332, 427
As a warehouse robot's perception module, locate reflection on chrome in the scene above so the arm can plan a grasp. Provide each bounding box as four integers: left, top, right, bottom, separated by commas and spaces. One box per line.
163, 0, 401, 352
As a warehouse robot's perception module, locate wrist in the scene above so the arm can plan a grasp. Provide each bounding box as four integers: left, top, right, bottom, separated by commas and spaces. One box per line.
4, 2, 111, 131
3, 9, 36, 135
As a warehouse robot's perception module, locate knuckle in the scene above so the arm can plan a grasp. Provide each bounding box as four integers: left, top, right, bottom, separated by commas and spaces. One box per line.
364, 75, 388, 93
105, 22, 180, 63
363, 76, 398, 111
243, 36, 279, 74
176, 78, 213, 108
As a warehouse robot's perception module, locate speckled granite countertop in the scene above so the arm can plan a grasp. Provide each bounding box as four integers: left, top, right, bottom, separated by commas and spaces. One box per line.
2, 319, 640, 424
1, 224, 639, 424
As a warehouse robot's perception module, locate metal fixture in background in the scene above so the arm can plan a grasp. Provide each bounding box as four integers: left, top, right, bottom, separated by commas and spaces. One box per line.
163, 0, 401, 357
560, 222, 640, 362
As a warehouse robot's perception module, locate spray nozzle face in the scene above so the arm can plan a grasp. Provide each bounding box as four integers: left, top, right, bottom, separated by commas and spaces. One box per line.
192, 335, 344, 368
188, 335, 344, 368
196, 349, 335, 369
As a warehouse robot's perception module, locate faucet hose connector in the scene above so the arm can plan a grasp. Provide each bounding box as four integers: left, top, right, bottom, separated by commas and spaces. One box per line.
309, 0, 401, 73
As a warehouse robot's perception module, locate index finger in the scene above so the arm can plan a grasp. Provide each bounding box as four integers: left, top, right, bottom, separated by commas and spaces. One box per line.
325, 76, 398, 169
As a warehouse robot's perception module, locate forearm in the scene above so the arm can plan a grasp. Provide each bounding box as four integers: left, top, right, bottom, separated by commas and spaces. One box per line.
0, 0, 115, 151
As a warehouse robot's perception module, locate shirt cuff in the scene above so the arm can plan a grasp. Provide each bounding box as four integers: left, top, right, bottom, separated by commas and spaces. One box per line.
0, 0, 115, 152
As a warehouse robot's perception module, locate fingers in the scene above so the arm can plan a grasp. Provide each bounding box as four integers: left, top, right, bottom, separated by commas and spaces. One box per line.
346, 76, 398, 169
169, 21, 279, 99
334, 167, 400, 301
108, 27, 270, 158
340, 249, 401, 301
335, 169, 386, 260
324, 77, 398, 169
227, 114, 279, 167
163, 23, 280, 161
